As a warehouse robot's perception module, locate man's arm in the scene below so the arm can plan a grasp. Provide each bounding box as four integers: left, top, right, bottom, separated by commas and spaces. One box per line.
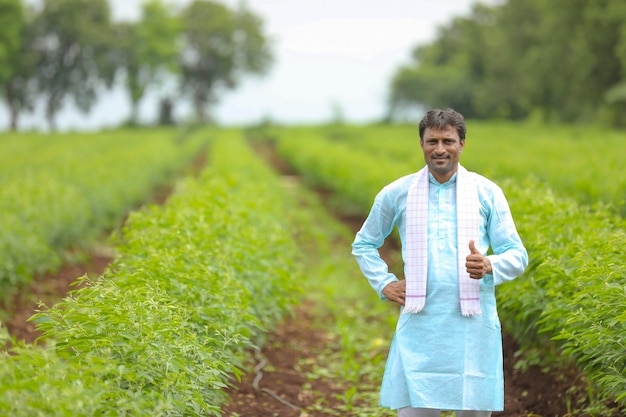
381, 280, 406, 305
351, 191, 399, 300
485, 188, 529, 285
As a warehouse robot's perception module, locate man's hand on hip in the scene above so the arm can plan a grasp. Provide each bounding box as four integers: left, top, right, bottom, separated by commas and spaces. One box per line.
383, 280, 406, 306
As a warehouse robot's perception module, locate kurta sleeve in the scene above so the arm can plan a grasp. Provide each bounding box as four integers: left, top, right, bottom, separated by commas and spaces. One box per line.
484, 186, 528, 286
352, 189, 399, 300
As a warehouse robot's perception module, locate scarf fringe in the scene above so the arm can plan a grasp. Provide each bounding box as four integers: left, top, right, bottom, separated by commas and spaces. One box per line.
402, 305, 424, 314
460, 307, 483, 317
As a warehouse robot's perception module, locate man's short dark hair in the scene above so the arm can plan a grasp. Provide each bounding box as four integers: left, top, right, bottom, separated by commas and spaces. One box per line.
418, 108, 466, 140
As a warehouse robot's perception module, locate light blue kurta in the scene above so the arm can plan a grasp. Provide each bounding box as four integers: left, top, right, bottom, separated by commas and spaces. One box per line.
352, 170, 528, 411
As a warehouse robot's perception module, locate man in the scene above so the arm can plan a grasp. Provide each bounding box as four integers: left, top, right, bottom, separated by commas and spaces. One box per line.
352, 108, 528, 417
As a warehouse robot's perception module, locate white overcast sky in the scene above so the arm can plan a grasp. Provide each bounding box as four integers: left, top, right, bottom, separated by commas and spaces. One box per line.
4, 0, 489, 131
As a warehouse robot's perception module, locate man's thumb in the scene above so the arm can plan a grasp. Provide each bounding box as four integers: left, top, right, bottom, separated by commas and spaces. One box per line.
469, 240, 479, 254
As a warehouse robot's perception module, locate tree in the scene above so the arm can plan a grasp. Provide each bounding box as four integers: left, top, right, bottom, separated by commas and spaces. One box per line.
0, 0, 35, 130
32, 0, 115, 131
387, 0, 626, 126
602, 1, 626, 127
470, 0, 540, 120
114, 0, 180, 126
510, 0, 623, 122
0, 0, 22, 89
388, 5, 496, 120
178, 0, 273, 123
389, 65, 475, 118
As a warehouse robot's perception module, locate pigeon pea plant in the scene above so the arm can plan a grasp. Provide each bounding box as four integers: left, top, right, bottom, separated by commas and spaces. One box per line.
0, 128, 206, 300
0, 130, 300, 416
497, 177, 626, 414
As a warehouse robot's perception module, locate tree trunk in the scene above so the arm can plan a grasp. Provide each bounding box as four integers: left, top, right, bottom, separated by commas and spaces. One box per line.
129, 101, 139, 126
46, 107, 57, 132
9, 106, 19, 131
4, 82, 20, 131
194, 97, 205, 124
158, 96, 175, 126
46, 93, 59, 133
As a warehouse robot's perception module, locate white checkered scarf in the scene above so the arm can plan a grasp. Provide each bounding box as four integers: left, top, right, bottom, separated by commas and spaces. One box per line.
404, 165, 482, 316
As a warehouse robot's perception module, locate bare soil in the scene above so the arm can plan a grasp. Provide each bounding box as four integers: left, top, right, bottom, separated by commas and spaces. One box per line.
3, 250, 113, 345
2, 141, 597, 416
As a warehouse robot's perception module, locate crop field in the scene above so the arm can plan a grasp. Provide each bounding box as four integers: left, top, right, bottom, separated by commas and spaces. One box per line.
0, 122, 625, 416
0, 128, 206, 301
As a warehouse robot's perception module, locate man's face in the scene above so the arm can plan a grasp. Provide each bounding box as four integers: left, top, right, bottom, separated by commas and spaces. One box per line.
420, 126, 465, 183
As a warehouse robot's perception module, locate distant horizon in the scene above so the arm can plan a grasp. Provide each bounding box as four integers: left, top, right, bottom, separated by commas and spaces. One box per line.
1, 0, 488, 132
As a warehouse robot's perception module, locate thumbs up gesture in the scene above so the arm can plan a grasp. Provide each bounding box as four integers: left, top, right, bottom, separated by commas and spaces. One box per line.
465, 240, 492, 279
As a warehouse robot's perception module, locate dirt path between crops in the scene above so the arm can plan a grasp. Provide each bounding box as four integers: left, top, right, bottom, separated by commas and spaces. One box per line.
3, 141, 591, 417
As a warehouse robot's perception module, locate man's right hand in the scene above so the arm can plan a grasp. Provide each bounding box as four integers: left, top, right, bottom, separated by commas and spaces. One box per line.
382, 280, 406, 306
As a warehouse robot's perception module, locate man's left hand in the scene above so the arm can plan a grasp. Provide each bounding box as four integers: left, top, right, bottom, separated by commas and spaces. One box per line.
465, 240, 492, 279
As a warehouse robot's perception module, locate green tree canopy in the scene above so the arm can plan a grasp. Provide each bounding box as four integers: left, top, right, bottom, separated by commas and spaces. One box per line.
0, 0, 34, 130
389, 6, 494, 119
389, 0, 626, 126
32, 0, 115, 131
0, 0, 23, 84
114, 0, 180, 126
178, 0, 273, 123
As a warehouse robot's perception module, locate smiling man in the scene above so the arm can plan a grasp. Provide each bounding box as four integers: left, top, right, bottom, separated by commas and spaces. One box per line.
352, 108, 528, 417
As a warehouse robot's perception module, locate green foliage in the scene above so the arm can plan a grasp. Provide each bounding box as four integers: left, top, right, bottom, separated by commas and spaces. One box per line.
0, 128, 204, 299
32, 0, 116, 131
603, 82, 626, 128
114, 0, 181, 125
390, 5, 494, 119
0, 0, 23, 83
0, 0, 275, 131
3, 121, 625, 414
179, 0, 273, 122
464, 121, 626, 217
0, 130, 300, 415
273, 126, 415, 216
390, 65, 474, 117
0, 0, 35, 131
497, 177, 626, 413
304, 121, 626, 217
389, 0, 626, 126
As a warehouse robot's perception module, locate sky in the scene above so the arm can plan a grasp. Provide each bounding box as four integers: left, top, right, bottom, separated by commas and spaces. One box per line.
3, 0, 487, 131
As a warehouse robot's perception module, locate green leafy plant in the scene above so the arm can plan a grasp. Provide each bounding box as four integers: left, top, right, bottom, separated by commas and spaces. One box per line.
0, 128, 206, 299
0, 130, 301, 416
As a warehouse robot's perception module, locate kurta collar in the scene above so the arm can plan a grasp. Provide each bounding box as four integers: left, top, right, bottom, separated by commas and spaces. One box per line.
428, 171, 458, 187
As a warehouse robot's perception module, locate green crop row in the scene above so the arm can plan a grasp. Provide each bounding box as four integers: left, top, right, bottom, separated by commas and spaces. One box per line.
270, 122, 626, 216
269, 125, 626, 414
466, 121, 626, 216
496, 177, 626, 411
0, 128, 205, 299
271, 127, 414, 216
0, 130, 301, 416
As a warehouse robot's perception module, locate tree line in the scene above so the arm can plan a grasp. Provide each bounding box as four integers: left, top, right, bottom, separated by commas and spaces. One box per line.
0, 0, 272, 131
388, 0, 626, 127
